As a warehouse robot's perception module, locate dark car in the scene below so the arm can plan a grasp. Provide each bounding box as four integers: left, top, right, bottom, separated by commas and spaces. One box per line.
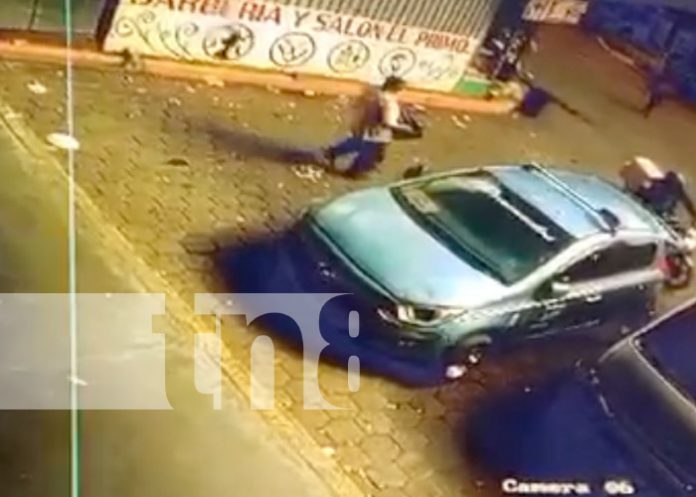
465, 298, 696, 497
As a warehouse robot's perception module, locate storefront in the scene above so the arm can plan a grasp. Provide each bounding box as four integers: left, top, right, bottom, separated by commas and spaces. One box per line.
101, 0, 504, 92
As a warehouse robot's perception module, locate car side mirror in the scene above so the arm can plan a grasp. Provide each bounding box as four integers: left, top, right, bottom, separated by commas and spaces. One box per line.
550, 281, 571, 298
536, 279, 571, 300
402, 164, 427, 179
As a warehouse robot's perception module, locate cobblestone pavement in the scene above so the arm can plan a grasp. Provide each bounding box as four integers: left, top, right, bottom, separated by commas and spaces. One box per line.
1, 25, 695, 497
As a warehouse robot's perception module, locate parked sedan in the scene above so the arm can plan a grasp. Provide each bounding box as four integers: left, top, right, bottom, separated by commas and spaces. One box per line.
465, 297, 696, 497
293, 163, 681, 379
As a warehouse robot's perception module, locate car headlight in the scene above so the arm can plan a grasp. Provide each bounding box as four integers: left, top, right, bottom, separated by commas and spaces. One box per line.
378, 303, 465, 328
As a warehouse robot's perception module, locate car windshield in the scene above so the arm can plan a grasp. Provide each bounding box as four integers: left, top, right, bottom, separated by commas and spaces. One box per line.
594, 305, 696, 482
392, 171, 574, 284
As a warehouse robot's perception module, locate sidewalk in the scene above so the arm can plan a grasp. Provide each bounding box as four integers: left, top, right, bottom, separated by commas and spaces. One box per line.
0, 24, 695, 497
0, 34, 517, 116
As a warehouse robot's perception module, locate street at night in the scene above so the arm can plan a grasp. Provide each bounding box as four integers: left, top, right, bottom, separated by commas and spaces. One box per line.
1, 1, 696, 496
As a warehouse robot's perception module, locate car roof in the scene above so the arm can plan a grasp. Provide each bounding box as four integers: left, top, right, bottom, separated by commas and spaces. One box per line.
488, 165, 667, 239
636, 297, 696, 340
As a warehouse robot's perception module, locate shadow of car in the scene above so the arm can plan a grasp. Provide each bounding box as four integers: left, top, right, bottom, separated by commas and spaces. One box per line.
213, 230, 454, 386
463, 297, 696, 497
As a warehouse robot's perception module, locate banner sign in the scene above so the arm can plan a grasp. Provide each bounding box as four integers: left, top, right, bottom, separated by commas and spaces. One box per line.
103, 0, 480, 91
523, 0, 588, 24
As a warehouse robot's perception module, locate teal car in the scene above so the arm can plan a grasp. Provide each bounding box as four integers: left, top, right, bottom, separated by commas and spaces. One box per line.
295, 164, 680, 379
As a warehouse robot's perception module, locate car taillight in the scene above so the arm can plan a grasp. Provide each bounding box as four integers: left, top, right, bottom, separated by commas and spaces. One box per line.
657, 255, 671, 277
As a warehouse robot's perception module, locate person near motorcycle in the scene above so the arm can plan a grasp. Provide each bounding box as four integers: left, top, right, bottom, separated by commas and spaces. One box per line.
621, 157, 696, 288
621, 157, 696, 225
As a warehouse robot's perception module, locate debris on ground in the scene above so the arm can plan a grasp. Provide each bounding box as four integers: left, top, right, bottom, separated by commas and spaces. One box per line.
451, 115, 468, 129
303, 89, 317, 97
320, 446, 336, 457
287, 101, 297, 110
67, 375, 88, 387
121, 49, 144, 72
291, 164, 324, 182
265, 85, 281, 94
27, 81, 47, 95
2, 110, 21, 120
272, 109, 296, 121
167, 97, 181, 107
165, 157, 190, 167
204, 75, 225, 88
46, 132, 80, 151
185, 84, 196, 94
136, 87, 147, 95
181, 234, 217, 254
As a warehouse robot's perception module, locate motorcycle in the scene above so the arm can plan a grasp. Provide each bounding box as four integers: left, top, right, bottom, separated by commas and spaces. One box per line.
662, 216, 696, 289
620, 161, 695, 289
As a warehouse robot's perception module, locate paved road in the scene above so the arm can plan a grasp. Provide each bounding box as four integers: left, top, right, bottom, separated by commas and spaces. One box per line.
0, 126, 337, 497
0, 24, 694, 497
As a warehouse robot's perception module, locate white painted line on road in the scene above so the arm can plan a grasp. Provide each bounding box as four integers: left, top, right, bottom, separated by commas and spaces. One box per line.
61, 1, 81, 496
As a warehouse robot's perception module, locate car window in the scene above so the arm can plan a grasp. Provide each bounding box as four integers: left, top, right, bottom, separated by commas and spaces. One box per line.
393, 173, 574, 285
561, 242, 657, 283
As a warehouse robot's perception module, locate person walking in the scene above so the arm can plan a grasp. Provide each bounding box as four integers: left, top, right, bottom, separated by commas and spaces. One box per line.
643, 56, 671, 117
322, 76, 412, 178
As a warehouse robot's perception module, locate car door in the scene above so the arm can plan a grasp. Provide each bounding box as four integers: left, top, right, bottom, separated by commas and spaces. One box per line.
526, 240, 660, 337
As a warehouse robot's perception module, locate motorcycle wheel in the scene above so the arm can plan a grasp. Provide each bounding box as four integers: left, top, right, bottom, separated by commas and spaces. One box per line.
666, 255, 693, 289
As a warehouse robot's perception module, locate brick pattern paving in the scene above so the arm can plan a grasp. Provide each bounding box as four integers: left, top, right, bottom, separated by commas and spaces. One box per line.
2, 26, 695, 497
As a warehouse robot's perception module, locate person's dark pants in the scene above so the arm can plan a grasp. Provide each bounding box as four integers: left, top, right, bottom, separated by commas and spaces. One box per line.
327, 136, 385, 176
643, 90, 663, 117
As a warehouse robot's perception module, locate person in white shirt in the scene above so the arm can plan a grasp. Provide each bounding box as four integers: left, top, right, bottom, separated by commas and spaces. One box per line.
323, 76, 412, 177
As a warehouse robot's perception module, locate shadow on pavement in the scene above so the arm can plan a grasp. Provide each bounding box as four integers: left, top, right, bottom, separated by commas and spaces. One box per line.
202, 120, 325, 166
211, 227, 451, 388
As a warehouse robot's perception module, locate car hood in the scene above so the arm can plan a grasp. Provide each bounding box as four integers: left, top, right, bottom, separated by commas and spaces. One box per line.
310, 188, 507, 307
466, 372, 686, 497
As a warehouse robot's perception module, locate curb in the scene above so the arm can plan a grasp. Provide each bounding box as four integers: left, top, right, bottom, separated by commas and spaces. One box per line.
0, 38, 517, 115
0, 97, 365, 497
